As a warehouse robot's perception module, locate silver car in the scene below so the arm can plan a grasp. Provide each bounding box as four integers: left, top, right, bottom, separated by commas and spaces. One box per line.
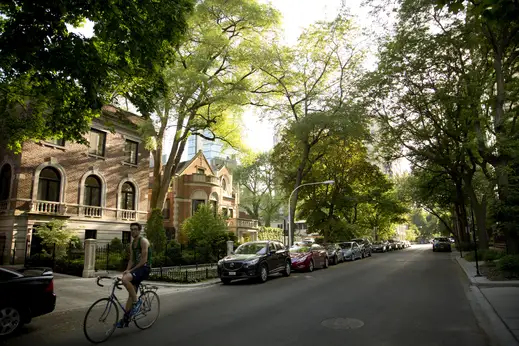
339, 242, 362, 261
325, 243, 345, 265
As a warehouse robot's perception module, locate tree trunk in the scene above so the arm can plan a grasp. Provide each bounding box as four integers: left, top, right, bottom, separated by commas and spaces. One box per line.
289, 142, 311, 245
454, 181, 470, 243
463, 175, 489, 249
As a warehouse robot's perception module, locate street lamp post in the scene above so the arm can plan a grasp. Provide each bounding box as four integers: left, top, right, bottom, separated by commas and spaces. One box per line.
287, 180, 335, 248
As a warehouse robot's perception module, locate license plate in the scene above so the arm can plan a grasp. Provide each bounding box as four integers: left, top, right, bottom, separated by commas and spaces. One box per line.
228, 272, 236, 276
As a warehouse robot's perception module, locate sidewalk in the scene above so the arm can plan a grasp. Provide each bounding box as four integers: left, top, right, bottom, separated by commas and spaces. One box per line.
51, 273, 220, 313
455, 255, 519, 345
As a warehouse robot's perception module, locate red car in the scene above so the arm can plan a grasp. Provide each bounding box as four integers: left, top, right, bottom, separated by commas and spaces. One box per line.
289, 243, 329, 272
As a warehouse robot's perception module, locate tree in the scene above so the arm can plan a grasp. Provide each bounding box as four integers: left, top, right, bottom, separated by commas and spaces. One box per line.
0, 0, 194, 152
180, 204, 232, 260
257, 227, 284, 242
36, 219, 74, 257
234, 152, 282, 226
135, 0, 280, 210
146, 209, 167, 254
255, 16, 368, 243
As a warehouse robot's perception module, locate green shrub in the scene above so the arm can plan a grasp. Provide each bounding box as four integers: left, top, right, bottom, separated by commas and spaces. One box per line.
54, 258, 84, 276
483, 249, 506, 262
497, 255, 519, 276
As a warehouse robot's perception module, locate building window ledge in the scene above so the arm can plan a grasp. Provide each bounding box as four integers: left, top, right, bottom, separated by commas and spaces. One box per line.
39, 141, 66, 150
121, 161, 138, 168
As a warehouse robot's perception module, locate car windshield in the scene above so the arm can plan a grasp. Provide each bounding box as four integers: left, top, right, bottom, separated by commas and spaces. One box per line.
325, 245, 336, 250
235, 242, 268, 255
435, 238, 449, 242
290, 246, 310, 253
340, 242, 352, 249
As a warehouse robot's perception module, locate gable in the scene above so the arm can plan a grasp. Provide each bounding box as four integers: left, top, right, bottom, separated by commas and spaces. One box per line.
177, 151, 215, 176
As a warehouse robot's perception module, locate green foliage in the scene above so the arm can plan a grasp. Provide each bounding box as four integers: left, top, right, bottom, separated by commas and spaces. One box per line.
257, 227, 284, 242
0, 0, 194, 152
497, 255, 519, 277
146, 209, 167, 254
234, 152, 283, 225
37, 220, 74, 250
109, 237, 124, 253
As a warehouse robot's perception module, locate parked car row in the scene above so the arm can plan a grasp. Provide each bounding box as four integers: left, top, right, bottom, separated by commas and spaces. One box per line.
372, 239, 411, 253
217, 238, 412, 284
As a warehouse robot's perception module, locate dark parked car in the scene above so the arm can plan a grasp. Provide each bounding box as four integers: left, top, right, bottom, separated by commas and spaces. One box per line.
0, 267, 56, 337
217, 241, 291, 284
351, 238, 372, 257
433, 237, 452, 252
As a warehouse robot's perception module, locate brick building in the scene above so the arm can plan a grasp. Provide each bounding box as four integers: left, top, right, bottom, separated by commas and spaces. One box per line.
153, 150, 259, 242
0, 105, 150, 264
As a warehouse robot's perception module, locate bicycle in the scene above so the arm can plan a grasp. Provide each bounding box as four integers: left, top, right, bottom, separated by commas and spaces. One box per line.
83, 276, 160, 344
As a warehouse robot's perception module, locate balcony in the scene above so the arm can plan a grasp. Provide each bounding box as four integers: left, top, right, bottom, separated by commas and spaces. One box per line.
31, 201, 67, 214
227, 218, 259, 229
82, 206, 103, 218
187, 174, 220, 185
118, 209, 137, 221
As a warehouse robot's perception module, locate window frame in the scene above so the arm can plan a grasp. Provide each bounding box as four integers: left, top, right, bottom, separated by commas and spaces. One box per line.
37, 167, 61, 202
124, 139, 139, 165
121, 182, 136, 210
84, 175, 102, 207
88, 128, 107, 157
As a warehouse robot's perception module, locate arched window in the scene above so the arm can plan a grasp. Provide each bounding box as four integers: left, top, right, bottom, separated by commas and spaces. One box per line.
0, 164, 12, 200
38, 167, 61, 202
221, 178, 227, 191
121, 182, 135, 210
84, 175, 101, 206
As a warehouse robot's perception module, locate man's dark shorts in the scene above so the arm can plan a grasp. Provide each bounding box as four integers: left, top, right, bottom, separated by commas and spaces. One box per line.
131, 265, 150, 286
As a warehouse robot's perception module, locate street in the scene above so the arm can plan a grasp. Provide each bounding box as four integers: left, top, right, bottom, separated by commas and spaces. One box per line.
2, 245, 490, 346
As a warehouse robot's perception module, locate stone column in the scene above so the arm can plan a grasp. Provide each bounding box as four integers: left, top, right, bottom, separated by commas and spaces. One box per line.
226, 240, 234, 256
83, 239, 97, 278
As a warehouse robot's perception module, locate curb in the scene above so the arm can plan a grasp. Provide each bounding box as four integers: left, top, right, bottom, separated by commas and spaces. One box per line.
467, 285, 519, 346
455, 257, 519, 287
147, 279, 221, 288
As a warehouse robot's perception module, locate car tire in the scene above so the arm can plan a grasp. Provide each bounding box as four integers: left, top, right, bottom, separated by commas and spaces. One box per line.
258, 264, 269, 283
368, 251, 372, 257
308, 260, 314, 272
323, 257, 329, 269
282, 260, 291, 277
0, 306, 23, 337
334, 255, 338, 265
221, 278, 232, 285
432, 248, 436, 252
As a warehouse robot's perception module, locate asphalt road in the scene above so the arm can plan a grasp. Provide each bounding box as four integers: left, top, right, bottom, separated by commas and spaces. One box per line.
3, 245, 490, 346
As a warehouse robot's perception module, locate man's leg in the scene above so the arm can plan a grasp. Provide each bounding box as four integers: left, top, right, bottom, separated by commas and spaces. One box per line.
122, 272, 138, 314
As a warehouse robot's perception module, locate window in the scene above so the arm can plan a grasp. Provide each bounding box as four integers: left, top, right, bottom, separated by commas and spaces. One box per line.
222, 208, 228, 217
229, 209, 233, 218
85, 229, 97, 240
84, 175, 101, 206
45, 138, 65, 147
121, 182, 135, 210
192, 199, 205, 215
197, 168, 204, 174
210, 200, 217, 215
0, 164, 11, 200
37, 167, 61, 202
122, 231, 131, 244
165, 227, 176, 241
88, 129, 106, 156
221, 178, 227, 191
163, 198, 171, 219
124, 140, 138, 164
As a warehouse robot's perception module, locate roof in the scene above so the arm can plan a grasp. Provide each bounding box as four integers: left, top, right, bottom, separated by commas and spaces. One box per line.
175, 161, 190, 174
101, 105, 145, 128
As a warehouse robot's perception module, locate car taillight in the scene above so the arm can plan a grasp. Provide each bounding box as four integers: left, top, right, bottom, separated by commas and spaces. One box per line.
45, 279, 54, 293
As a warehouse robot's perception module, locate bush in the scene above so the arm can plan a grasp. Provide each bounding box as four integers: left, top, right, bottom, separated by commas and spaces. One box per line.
55, 258, 84, 276
497, 255, 519, 277
483, 249, 506, 262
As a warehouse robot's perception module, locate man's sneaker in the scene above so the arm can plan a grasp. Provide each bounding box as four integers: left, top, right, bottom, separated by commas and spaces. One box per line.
116, 318, 129, 328
130, 300, 142, 316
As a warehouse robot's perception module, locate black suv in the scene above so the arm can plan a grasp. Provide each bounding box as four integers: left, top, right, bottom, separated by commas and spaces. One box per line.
351, 238, 372, 258
217, 240, 291, 284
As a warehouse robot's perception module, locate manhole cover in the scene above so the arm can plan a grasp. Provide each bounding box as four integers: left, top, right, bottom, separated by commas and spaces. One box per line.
321, 318, 364, 330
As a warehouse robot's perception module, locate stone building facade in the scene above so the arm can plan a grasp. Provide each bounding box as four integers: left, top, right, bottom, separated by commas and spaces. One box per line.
0, 105, 150, 264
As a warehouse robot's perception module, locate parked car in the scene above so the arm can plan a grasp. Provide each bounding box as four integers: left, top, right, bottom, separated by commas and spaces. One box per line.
387, 239, 400, 250
0, 267, 56, 337
217, 240, 291, 284
372, 241, 388, 253
289, 243, 329, 272
325, 243, 344, 265
351, 238, 372, 257
432, 237, 452, 252
339, 242, 362, 261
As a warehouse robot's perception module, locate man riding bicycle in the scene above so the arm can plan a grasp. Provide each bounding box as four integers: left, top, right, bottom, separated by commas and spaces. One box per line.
117, 222, 152, 328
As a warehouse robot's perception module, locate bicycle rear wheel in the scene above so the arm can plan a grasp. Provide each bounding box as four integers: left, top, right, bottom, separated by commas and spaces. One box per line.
134, 290, 160, 330
83, 298, 119, 343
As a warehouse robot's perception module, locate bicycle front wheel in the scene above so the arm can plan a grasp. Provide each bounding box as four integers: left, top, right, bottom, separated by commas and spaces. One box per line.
134, 290, 160, 330
83, 298, 119, 344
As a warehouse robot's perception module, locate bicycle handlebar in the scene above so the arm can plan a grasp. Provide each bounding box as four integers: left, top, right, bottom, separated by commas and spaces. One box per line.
96, 276, 123, 290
